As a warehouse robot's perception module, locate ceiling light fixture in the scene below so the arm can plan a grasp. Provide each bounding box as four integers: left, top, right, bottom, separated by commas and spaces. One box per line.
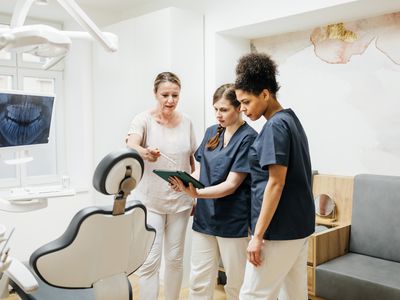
0, 0, 118, 69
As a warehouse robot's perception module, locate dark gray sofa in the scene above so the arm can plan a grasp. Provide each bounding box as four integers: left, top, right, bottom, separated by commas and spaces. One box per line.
315, 174, 400, 300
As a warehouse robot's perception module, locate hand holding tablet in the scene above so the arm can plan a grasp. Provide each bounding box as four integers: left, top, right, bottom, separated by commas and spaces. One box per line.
153, 169, 205, 189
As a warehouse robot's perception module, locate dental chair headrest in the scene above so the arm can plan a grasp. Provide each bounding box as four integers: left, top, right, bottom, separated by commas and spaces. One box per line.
92, 148, 144, 195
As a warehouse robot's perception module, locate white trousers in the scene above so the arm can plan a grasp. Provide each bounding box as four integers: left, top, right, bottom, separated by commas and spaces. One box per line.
189, 231, 248, 300
137, 209, 191, 300
239, 237, 309, 300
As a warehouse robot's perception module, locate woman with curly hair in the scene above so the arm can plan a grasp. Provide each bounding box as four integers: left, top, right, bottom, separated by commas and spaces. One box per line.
234, 53, 315, 300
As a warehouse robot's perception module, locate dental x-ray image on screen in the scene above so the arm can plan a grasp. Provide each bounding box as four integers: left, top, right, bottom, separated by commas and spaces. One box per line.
0, 90, 55, 148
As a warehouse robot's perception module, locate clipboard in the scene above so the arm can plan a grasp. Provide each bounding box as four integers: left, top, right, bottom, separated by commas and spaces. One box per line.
153, 169, 205, 189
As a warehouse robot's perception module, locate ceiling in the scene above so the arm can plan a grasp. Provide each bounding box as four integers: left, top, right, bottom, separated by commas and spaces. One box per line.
0, 0, 157, 24
1, 0, 399, 37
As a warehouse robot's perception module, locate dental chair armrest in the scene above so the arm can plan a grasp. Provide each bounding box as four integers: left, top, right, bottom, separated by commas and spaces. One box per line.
4, 257, 38, 293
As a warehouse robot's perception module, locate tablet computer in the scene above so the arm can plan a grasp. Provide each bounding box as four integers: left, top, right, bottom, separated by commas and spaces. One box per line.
153, 169, 205, 189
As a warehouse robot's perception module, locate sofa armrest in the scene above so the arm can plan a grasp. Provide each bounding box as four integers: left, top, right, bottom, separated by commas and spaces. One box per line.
314, 224, 350, 265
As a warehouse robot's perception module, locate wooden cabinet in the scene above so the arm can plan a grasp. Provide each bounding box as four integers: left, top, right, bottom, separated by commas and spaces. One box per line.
308, 174, 354, 299
307, 224, 350, 296
307, 265, 314, 293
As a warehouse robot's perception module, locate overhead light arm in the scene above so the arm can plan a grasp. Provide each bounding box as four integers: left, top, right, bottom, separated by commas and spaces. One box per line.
57, 0, 117, 52
10, 0, 36, 28
39, 30, 118, 70
42, 55, 65, 70
0, 0, 118, 65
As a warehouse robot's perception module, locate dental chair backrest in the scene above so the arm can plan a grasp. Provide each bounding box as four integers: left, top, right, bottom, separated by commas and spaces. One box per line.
28, 148, 155, 300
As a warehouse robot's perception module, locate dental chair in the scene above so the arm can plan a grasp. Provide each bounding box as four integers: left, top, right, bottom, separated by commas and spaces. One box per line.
4, 148, 156, 300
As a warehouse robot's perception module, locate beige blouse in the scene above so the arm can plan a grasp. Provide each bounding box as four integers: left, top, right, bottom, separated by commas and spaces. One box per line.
127, 110, 197, 214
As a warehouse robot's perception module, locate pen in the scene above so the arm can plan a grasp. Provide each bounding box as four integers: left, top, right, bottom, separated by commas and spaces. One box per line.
0, 227, 14, 257
159, 152, 177, 165
1, 248, 9, 263
0, 247, 10, 279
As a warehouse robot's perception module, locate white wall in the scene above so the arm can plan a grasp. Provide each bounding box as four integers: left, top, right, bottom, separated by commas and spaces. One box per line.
251, 17, 400, 176
205, 0, 353, 33
63, 36, 94, 192
203, 0, 400, 177
202, 33, 251, 130
203, 0, 358, 128
92, 8, 204, 171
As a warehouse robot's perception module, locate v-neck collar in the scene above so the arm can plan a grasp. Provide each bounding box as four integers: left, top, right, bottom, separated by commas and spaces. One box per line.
219, 121, 246, 149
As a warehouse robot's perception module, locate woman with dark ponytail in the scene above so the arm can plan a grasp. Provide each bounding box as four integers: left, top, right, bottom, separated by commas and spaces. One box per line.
171, 84, 257, 300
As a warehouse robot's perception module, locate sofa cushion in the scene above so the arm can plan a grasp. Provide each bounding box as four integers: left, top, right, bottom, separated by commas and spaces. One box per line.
316, 253, 400, 300
351, 174, 400, 261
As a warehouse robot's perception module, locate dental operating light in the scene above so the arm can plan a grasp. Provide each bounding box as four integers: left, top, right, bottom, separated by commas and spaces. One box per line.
0, 0, 118, 69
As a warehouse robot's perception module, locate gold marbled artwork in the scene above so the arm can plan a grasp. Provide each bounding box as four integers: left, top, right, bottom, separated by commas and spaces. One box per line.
325, 23, 358, 42
309, 21, 374, 64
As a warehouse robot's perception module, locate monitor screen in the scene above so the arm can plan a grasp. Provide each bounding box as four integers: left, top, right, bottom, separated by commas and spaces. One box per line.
0, 90, 55, 148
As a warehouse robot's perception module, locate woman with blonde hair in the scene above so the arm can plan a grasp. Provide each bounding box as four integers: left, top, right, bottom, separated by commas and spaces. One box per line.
126, 71, 197, 300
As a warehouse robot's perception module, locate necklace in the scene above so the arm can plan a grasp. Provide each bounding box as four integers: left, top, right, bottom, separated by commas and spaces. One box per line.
223, 135, 231, 147
152, 110, 180, 127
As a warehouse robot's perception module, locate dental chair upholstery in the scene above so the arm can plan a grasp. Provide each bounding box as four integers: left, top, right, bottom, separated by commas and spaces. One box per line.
9, 148, 156, 300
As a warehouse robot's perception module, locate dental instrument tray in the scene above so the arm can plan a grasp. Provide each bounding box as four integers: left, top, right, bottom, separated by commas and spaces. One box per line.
153, 169, 205, 189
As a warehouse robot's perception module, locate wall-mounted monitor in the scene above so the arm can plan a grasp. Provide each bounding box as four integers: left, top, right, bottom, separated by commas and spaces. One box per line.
0, 90, 55, 150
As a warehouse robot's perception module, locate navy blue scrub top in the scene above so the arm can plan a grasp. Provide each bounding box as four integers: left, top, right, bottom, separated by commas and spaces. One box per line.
248, 109, 315, 240
193, 122, 257, 238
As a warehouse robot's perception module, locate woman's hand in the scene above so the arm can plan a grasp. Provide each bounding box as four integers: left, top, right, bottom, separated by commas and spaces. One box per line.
144, 147, 160, 162
169, 177, 199, 198
126, 134, 159, 162
247, 236, 264, 267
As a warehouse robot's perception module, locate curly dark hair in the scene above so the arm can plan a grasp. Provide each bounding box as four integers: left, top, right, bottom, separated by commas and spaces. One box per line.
234, 52, 280, 97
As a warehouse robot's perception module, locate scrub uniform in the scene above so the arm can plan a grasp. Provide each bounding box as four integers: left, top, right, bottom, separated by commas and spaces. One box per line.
190, 122, 257, 300
240, 109, 315, 300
